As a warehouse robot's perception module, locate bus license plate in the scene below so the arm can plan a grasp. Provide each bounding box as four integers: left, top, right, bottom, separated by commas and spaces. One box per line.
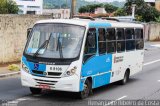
38, 84, 50, 89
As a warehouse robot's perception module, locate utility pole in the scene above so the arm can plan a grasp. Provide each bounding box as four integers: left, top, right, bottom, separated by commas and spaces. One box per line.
131, 0, 136, 21
132, 4, 136, 18
71, 0, 76, 18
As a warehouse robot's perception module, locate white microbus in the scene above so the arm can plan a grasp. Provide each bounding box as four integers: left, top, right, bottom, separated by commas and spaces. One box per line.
21, 19, 144, 98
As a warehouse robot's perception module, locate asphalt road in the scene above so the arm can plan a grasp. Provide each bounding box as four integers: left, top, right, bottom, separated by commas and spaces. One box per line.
0, 42, 160, 106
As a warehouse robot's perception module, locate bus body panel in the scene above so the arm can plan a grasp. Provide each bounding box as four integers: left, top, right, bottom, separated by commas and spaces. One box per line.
80, 54, 112, 90
110, 50, 144, 83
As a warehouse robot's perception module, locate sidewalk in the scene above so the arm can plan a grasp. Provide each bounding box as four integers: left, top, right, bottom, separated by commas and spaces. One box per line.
145, 41, 160, 50
0, 63, 20, 78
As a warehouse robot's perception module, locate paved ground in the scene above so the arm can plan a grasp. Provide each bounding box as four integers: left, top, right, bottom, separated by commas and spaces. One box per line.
0, 42, 160, 106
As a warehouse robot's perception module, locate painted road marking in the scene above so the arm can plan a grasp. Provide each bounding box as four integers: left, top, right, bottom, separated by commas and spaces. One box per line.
144, 59, 160, 66
116, 96, 127, 100
2, 97, 37, 106
105, 95, 127, 106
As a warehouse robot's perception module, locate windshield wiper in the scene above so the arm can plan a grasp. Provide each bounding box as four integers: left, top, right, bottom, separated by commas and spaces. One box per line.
33, 34, 52, 57
56, 34, 63, 58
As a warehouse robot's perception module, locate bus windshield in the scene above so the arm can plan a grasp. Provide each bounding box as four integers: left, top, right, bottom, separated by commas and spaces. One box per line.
25, 23, 85, 59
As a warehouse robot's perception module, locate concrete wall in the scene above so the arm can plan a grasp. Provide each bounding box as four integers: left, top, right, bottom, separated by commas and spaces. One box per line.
144, 23, 150, 41
148, 23, 160, 41
0, 14, 51, 64
155, 0, 160, 11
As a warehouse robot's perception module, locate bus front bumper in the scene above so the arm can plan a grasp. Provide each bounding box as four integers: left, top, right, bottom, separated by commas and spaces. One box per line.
21, 69, 80, 92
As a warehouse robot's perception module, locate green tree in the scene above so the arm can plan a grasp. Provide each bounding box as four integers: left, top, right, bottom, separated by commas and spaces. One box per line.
123, 0, 160, 22
79, 6, 88, 13
114, 8, 127, 16
155, 16, 160, 23
61, 4, 68, 9
104, 4, 118, 13
79, 4, 103, 13
0, 0, 18, 14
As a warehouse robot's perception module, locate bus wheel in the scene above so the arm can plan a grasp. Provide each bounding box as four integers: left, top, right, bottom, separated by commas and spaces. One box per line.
30, 87, 42, 94
78, 79, 92, 99
119, 71, 129, 85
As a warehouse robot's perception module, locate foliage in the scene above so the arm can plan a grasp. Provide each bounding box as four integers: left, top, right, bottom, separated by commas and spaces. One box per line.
114, 8, 127, 16
8, 64, 20, 71
111, 1, 125, 8
0, 0, 18, 14
155, 16, 160, 23
78, 3, 119, 13
123, 0, 160, 22
43, 0, 125, 12
104, 4, 118, 13
140, 6, 160, 22
79, 4, 103, 13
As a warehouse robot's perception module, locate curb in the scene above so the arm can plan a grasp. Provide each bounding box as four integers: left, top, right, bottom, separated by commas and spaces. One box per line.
0, 71, 20, 78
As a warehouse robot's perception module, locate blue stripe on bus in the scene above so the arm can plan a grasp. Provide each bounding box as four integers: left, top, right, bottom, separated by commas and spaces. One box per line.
22, 56, 29, 69
89, 22, 111, 28
22, 56, 46, 76
80, 54, 112, 91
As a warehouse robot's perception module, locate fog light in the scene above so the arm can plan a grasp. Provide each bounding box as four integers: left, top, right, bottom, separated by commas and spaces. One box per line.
66, 71, 71, 75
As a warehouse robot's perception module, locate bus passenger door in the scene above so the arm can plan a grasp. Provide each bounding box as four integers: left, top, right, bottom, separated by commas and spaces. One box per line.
82, 28, 100, 88
83, 28, 97, 63
82, 27, 112, 89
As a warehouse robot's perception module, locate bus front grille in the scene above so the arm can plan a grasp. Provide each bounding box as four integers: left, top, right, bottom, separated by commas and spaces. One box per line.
34, 79, 58, 85
48, 72, 62, 76
32, 70, 62, 77
32, 70, 44, 75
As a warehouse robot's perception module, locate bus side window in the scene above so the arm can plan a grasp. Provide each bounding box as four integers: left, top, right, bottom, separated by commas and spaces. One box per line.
106, 28, 116, 53
135, 29, 144, 50
116, 28, 125, 52
125, 28, 135, 51
98, 28, 106, 54
125, 28, 134, 40
83, 28, 97, 62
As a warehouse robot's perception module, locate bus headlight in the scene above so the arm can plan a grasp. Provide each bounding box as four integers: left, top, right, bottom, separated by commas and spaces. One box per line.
62, 66, 77, 77
22, 62, 30, 73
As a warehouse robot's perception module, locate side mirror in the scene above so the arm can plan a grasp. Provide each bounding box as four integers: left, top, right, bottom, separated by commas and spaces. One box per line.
27, 28, 32, 39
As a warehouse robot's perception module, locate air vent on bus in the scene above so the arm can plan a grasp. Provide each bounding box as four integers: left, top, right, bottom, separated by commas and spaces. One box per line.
48, 72, 62, 76
34, 79, 58, 85
32, 70, 44, 75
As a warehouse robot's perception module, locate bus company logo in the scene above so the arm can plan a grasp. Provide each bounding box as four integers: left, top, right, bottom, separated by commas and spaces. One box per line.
34, 64, 39, 70
114, 56, 124, 63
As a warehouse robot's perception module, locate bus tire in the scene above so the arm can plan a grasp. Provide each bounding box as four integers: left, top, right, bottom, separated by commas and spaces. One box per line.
119, 70, 129, 85
78, 79, 92, 99
30, 87, 42, 94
